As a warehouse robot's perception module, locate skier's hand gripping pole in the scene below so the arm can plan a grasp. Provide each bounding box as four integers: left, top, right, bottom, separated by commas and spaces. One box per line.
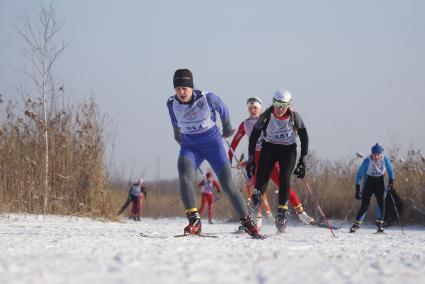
224, 138, 250, 183
302, 178, 336, 238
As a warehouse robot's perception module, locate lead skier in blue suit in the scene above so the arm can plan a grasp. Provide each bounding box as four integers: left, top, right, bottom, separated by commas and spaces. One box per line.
350, 143, 395, 233
166, 69, 263, 238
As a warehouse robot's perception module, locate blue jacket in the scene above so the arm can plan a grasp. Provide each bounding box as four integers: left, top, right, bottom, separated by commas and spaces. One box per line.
356, 155, 395, 185
167, 89, 230, 146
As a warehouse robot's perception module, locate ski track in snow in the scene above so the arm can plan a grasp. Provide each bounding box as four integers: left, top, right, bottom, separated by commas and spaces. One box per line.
0, 214, 424, 284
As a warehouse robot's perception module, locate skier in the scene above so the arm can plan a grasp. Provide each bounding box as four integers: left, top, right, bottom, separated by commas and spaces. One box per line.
117, 178, 147, 221
350, 143, 395, 233
197, 171, 221, 224
246, 90, 309, 233
166, 68, 263, 238
228, 96, 315, 227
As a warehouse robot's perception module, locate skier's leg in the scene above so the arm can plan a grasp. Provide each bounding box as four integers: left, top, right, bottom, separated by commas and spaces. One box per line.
207, 193, 214, 223
130, 195, 138, 220
135, 196, 141, 220
177, 147, 203, 234
277, 148, 297, 208
353, 180, 374, 226
204, 141, 248, 217
374, 179, 386, 232
199, 193, 207, 215
255, 148, 278, 202
275, 147, 297, 232
138, 196, 143, 220
118, 198, 131, 215
203, 140, 262, 237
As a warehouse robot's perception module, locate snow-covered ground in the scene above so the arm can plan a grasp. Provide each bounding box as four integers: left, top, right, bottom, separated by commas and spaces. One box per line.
0, 214, 424, 284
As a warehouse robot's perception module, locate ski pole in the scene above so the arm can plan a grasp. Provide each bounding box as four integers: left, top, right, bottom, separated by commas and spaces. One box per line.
390, 191, 405, 235
224, 138, 250, 182
302, 178, 336, 238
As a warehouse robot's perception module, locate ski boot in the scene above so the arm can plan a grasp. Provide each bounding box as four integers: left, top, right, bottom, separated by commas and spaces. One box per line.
349, 221, 361, 233
240, 215, 265, 239
184, 210, 202, 235
294, 204, 315, 225
376, 220, 384, 233
248, 189, 263, 223
275, 208, 288, 234
208, 218, 213, 225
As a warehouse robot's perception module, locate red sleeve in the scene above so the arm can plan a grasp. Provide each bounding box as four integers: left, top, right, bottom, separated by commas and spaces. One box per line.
213, 180, 221, 192
228, 121, 245, 162
197, 181, 204, 188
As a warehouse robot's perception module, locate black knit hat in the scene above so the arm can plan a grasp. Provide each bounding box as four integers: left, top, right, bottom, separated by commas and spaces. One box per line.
173, 69, 194, 88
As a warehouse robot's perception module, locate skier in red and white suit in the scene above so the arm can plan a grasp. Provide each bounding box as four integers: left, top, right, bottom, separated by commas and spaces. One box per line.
228, 97, 315, 226
198, 172, 221, 224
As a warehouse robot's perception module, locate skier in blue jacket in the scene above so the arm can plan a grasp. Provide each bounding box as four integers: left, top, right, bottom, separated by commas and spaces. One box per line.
350, 143, 395, 233
166, 69, 262, 238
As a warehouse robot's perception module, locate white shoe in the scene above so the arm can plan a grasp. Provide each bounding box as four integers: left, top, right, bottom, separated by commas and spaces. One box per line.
298, 211, 315, 225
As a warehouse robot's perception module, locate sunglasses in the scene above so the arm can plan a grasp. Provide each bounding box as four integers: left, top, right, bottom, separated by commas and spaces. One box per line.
272, 100, 291, 108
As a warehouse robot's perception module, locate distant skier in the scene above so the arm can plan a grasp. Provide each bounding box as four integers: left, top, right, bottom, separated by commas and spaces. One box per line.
117, 178, 147, 221
197, 171, 221, 224
350, 143, 395, 233
247, 90, 309, 233
166, 69, 263, 238
228, 96, 314, 227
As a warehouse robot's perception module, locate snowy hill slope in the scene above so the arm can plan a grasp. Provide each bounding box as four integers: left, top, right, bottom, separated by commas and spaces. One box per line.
0, 214, 424, 284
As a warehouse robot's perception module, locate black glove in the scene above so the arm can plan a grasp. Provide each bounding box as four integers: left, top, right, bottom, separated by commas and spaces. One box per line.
293, 157, 306, 179
222, 119, 235, 138
246, 155, 256, 179
173, 127, 181, 144
388, 179, 394, 192
355, 184, 362, 200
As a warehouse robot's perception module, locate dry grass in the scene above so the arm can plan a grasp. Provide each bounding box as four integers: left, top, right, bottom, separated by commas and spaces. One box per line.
0, 97, 116, 219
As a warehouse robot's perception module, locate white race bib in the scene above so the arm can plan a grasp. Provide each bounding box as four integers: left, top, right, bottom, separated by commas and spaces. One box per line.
173, 95, 215, 134
366, 157, 387, 177
264, 115, 296, 145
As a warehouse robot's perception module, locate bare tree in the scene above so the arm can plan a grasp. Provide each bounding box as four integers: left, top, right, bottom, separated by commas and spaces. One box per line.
14, 3, 69, 214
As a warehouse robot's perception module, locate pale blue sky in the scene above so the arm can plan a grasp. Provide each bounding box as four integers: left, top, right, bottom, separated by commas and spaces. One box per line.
1, 0, 424, 180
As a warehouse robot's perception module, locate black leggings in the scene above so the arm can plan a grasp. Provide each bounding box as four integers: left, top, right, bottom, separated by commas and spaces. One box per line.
255, 142, 297, 206
355, 176, 386, 222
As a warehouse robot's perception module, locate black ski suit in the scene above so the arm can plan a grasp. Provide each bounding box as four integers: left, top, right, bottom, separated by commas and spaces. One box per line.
248, 107, 309, 207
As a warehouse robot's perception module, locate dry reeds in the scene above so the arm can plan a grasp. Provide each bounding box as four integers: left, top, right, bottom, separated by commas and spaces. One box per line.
0, 97, 115, 219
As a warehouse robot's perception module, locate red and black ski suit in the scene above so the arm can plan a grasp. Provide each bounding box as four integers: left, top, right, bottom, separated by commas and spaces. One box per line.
197, 178, 221, 222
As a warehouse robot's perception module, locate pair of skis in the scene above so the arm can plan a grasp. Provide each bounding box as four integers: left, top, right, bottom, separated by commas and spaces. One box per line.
140, 232, 218, 239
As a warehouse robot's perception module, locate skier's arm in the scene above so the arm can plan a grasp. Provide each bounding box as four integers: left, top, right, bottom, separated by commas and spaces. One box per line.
213, 180, 222, 193
206, 93, 233, 137
228, 122, 245, 162
197, 181, 204, 188
166, 97, 181, 144
249, 108, 271, 156
293, 112, 309, 157
384, 156, 395, 184
141, 186, 147, 199
356, 158, 369, 185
